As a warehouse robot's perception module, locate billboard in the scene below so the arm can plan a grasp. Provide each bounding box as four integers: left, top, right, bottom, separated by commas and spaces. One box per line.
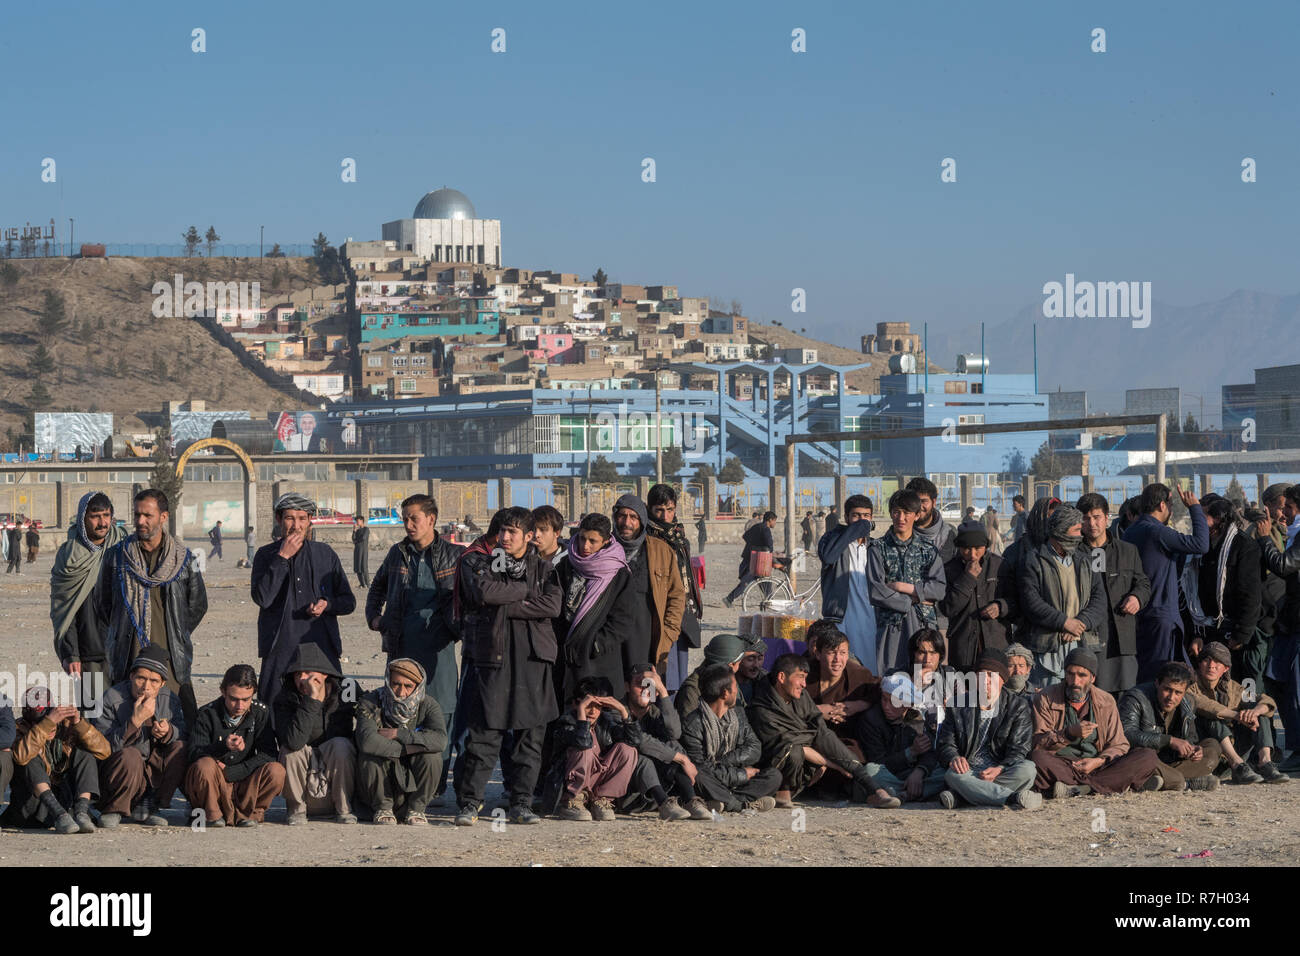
34, 412, 114, 455
170, 409, 250, 444
270, 410, 361, 453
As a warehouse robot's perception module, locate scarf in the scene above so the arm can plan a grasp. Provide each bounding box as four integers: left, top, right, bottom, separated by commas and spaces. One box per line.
117, 531, 191, 651
697, 701, 738, 762
379, 658, 427, 727
50, 492, 125, 644
1184, 521, 1237, 628
648, 515, 701, 612
566, 539, 627, 629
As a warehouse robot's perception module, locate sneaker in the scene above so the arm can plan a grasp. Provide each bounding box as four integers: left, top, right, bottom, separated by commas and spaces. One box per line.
1185, 775, 1220, 792
98, 812, 121, 829
286, 811, 308, 826
741, 795, 777, 813
507, 804, 541, 825
52, 812, 80, 835
1141, 772, 1164, 792
590, 796, 616, 821
237, 819, 259, 828
722, 595, 735, 609
1231, 762, 1266, 785
404, 811, 429, 826
1014, 790, 1044, 811
866, 791, 901, 810
938, 789, 956, 809
684, 797, 713, 820
454, 804, 479, 827
1255, 760, 1291, 783
554, 794, 593, 822
658, 797, 692, 821
373, 809, 398, 825
334, 812, 358, 824
131, 798, 167, 827
208, 817, 227, 828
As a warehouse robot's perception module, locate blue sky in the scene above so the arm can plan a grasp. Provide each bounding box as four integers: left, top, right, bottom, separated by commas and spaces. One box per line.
2, 0, 1294, 365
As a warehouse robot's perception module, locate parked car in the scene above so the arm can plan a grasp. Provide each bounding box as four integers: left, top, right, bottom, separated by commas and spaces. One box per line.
310, 507, 353, 525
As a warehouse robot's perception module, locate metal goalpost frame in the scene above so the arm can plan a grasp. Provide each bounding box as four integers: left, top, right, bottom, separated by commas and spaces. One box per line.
782, 413, 1167, 591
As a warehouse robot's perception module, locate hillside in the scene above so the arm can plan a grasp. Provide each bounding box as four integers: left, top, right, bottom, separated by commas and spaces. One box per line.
0, 256, 330, 445
747, 322, 947, 393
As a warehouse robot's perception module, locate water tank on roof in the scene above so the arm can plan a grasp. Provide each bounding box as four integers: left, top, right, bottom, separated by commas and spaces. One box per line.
955, 353, 989, 374
888, 353, 917, 373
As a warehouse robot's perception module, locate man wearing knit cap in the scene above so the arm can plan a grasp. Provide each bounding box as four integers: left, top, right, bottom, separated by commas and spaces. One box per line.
92, 646, 188, 828
1018, 504, 1108, 688
253, 492, 357, 716
939, 524, 1009, 671
355, 658, 447, 825
1004, 643, 1035, 698
1029, 647, 1162, 798
937, 648, 1041, 810
612, 494, 684, 678
1187, 642, 1288, 784
673, 633, 746, 721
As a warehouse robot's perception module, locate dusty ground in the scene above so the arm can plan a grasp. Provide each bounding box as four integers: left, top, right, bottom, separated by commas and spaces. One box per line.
2, 537, 1298, 867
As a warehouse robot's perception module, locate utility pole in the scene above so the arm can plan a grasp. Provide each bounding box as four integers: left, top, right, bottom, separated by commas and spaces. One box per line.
260, 225, 264, 259
655, 359, 663, 484
69, 219, 74, 257
586, 384, 593, 516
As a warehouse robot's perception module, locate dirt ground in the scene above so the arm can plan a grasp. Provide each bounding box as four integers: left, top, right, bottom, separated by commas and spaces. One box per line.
2, 536, 1298, 868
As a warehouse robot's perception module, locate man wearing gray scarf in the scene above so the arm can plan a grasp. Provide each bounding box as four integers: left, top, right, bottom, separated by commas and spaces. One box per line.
1018, 505, 1108, 687
612, 494, 684, 678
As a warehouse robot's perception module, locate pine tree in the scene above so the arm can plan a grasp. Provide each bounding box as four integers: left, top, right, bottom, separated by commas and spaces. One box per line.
149, 431, 183, 509
718, 456, 747, 486
589, 455, 619, 484
183, 226, 201, 257
204, 226, 220, 257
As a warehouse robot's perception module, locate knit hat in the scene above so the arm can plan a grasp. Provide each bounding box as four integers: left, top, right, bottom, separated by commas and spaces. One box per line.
386, 658, 425, 687
130, 645, 172, 681
954, 526, 988, 549
1004, 643, 1033, 666
704, 634, 746, 665
1202, 641, 1232, 667
975, 647, 1010, 682
1064, 647, 1098, 677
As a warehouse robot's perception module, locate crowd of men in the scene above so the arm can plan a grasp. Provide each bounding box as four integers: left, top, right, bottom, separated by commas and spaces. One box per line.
1, 475, 1297, 834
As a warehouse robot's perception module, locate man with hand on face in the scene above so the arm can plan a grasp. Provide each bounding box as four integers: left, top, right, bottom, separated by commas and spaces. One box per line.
939, 525, 1009, 671
356, 658, 447, 826
51, 492, 124, 710
860, 673, 946, 804
100, 489, 207, 728
1187, 642, 1287, 784
453, 507, 562, 827
274, 643, 359, 823
184, 664, 285, 828
2, 686, 110, 834
253, 493, 356, 716
93, 646, 187, 828
817, 495, 878, 669
1029, 648, 1160, 799
621, 663, 711, 820
1075, 493, 1149, 694
747, 654, 900, 809
367, 494, 463, 796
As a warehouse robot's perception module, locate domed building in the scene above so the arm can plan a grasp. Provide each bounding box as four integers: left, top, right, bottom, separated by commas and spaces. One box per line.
381, 186, 502, 265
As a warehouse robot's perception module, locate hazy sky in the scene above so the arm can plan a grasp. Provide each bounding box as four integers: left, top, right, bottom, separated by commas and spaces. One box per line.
3, 0, 1294, 363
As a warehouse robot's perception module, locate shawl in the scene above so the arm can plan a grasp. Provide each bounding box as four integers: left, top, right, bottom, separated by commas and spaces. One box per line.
50, 492, 124, 643
379, 657, 427, 727
566, 539, 628, 629
117, 532, 192, 651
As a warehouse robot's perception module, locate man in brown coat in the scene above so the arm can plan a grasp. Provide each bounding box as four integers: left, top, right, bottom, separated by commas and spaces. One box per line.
612, 494, 684, 676
1187, 642, 1289, 784
1030, 648, 1162, 798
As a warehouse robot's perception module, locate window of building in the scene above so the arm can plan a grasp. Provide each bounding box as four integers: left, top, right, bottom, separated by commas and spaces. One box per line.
559, 415, 586, 452
971, 382, 984, 394
945, 381, 968, 394
957, 413, 985, 445
411, 355, 427, 367
392, 357, 407, 368
400, 379, 417, 393
367, 356, 384, 367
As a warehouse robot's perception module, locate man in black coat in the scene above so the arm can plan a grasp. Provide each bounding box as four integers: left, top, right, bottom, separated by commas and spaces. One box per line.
938, 526, 1008, 671
352, 516, 370, 588
453, 507, 562, 827
1077, 493, 1151, 694
679, 664, 781, 813
183, 664, 285, 828
274, 642, 358, 824
1182, 496, 1261, 681
1119, 662, 1222, 792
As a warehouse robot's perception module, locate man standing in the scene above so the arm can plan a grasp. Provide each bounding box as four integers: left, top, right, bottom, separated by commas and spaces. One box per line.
184, 664, 286, 828
612, 494, 684, 676
1076, 493, 1150, 694
938, 525, 1008, 671
1254, 490, 1300, 770
817, 495, 876, 668
237, 525, 256, 569
801, 511, 815, 554
1009, 495, 1028, 544
100, 490, 207, 728
51, 492, 124, 709
1182, 497, 1261, 678
646, 484, 702, 691
453, 507, 562, 826
352, 515, 370, 588
724, 511, 781, 607
1122, 483, 1209, 682
868, 489, 946, 675
207, 520, 223, 562
7, 521, 23, 573
1029, 648, 1161, 798
366, 494, 462, 794
252, 493, 356, 716
1119, 662, 1222, 792
907, 477, 956, 564
25, 521, 39, 564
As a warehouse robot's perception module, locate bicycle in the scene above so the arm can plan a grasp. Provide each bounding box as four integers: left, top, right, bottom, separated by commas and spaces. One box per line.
738, 549, 822, 613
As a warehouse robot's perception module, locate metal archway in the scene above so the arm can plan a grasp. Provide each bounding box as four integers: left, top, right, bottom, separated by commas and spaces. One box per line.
173, 437, 257, 541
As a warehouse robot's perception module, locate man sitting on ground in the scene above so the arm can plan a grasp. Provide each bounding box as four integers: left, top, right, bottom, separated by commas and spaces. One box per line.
805, 620, 878, 763
2, 686, 109, 834
545, 677, 641, 822
1187, 642, 1288, 784
860, 673, 946, 803
937, 649, 1042, 811
1119, 662, 1222, 792
274, 643, 359, 824
623, 664, 711, 820
680, 663, 782, 813
1029, 648, 1161, 799
355, 658, 448, 825
93, 647, 187, 828
184, 664, 286, 828
1005, 643, 1035, 699
747, 654, 900, 809
674, 633, 746, 720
